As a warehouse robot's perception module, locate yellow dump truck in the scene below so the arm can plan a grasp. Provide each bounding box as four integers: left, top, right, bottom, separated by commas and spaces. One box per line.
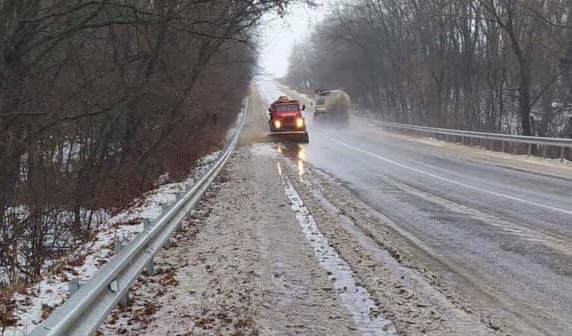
313, 89, 350, 124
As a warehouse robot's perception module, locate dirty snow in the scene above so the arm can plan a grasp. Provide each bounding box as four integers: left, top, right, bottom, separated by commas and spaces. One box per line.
3, 151, 221, 336
100, 146, 362, 336
284, 181, 396, 336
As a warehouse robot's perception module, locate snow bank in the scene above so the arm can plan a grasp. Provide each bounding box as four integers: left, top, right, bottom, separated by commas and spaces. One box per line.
3, 151, 221, 336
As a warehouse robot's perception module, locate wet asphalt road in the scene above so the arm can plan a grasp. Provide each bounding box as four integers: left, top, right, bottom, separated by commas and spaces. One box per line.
256, 79, 572, 335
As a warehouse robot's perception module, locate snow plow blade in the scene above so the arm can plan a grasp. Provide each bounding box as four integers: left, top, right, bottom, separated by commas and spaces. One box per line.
270, 131, 309, 143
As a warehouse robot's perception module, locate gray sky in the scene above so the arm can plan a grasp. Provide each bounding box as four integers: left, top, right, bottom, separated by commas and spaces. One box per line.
259, 1, 332, 78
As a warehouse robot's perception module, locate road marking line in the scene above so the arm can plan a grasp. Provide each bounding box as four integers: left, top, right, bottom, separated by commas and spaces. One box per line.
317, 132, 572, 217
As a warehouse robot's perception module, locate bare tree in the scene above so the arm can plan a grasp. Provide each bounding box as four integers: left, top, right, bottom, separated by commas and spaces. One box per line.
0, 0, 308, 301
287, 0, 571, 137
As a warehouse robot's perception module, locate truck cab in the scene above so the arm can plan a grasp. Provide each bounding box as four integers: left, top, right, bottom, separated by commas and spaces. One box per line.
268, 96, 309, 143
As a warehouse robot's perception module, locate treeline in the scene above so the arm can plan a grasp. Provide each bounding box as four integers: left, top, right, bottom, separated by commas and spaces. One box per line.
0, 0, 296, 290
287, 0, 572, 137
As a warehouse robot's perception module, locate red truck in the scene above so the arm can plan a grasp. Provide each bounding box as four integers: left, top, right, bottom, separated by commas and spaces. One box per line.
268, 96, 309, 143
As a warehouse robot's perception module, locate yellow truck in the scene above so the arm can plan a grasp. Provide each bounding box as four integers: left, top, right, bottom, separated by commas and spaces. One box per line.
313, 89, 350, 124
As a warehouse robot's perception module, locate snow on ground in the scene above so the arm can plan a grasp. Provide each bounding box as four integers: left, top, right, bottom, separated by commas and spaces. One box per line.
99, 147, 362, 336
283, 181, 396, 336
3, 152, 221, 336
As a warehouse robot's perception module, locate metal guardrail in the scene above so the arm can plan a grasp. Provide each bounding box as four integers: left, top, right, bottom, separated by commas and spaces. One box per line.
29, 99, 248, 336
356, 116, 572, 161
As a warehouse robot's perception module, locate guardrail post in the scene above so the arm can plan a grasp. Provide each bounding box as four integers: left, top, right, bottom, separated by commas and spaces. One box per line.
173, 194, 184, 232
114, 241, 131, 308
160, 202, 175, 247
561, 147, 566, 162
513, 142, 517, 154
542, 146, 548, 159
114, 240, 123, 255
143, 218, 151, 231
69, 278, 82, 297
527, 144, 532, 157
143, 219, 155, 275
501, 141, 506, 153
119, 289, 130, 308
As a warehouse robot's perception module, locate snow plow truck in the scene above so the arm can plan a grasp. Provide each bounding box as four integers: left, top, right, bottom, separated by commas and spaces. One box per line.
313, 89, 350, 124
268, 96, 309, 143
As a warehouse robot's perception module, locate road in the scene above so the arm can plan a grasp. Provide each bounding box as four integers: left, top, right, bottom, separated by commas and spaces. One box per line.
256, 78, 572, 336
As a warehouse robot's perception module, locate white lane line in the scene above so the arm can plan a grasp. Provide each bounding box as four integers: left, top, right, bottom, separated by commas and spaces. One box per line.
317, 132, 572, 217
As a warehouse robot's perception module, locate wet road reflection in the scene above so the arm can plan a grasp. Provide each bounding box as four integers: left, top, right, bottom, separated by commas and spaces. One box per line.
276, 143, 307, 181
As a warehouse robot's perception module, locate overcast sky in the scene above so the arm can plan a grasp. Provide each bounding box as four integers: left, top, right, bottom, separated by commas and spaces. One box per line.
258, 1, 333, 78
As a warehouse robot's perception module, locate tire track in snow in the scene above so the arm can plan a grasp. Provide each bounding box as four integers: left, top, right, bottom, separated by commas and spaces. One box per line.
282, 176, 396, 336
